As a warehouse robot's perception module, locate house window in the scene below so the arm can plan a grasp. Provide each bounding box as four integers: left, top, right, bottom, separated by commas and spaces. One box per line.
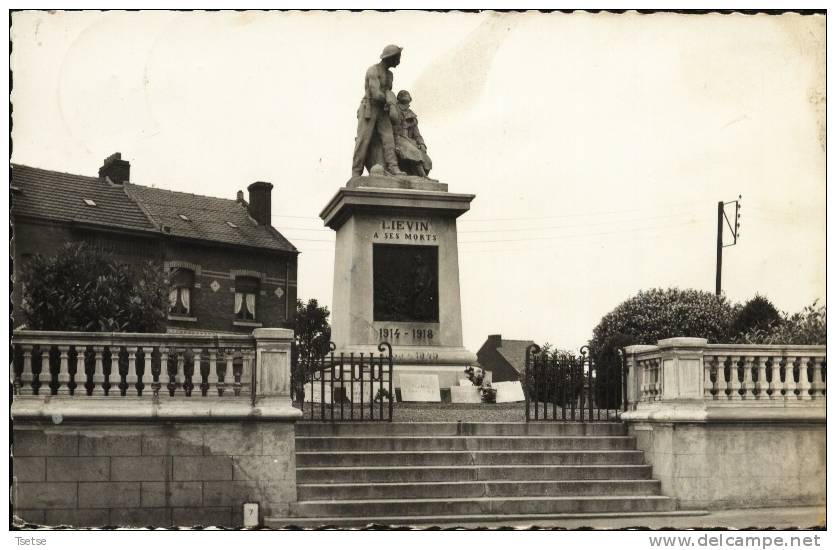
169, 268, 195, 316
234, 276, 259, 320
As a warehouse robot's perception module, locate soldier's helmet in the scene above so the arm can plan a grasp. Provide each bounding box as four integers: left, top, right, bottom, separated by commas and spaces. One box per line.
396, 90, 412, 103
380, 45, 403, 59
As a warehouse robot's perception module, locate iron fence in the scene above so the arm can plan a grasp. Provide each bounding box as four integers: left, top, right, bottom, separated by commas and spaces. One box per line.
293, 342, 394, 422
524, 344, 628, 422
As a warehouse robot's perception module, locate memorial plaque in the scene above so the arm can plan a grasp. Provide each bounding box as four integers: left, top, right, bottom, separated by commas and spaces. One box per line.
450, 385, 481, 403
373, 243, 439, 322
349, 383, 391, 404
399, 373, 441, 402
493, 381, 526, 403
303, 382, 333, 404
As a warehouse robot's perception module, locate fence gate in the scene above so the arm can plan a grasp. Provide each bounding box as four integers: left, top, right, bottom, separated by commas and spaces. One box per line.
524, 344, 628, 422
292, 342, 394, 422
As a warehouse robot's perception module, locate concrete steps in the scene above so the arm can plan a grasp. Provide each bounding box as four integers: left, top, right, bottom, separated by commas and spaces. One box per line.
297, 479, 663, 500
268, 422, 676, 527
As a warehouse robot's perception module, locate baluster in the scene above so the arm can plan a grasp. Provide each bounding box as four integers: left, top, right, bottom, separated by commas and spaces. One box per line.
704, 355, 716, 400
124, 347, 138, 396
10, 345, 21, 395
208, 349, 219, 396
56, 345, 71, 396
768, 356, 781, 400
714, 356, 729, 399
810, 356, 825, 399
653, 359, 662, 401
92, 346, 106, 396
139, 346, 151, 397
110, 346, 126, 396
10, 348, 19, 395
19, 345, 34, 396
797, 356, 812, 400
168, 349, 182, 396
754, 356, 767, 400
728, 356, 741, 400
785, 357, 799, 399
222, 348, 234, 397
192, 348, 206, 396
158, 347, 169, 397
233, 350, 243, 396
741, 355, 754, 399
640, 360, 649, 401
182, 349, 194, 397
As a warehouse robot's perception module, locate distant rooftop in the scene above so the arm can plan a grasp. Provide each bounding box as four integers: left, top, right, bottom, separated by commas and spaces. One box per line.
11, 163, 297, 253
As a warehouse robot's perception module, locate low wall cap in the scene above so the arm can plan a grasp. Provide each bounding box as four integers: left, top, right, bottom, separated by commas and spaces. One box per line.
657, 337, 708, 348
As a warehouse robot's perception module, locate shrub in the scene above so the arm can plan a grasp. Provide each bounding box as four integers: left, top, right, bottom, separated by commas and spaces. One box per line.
590, 288, 735, 356
20, 243, 167, 332
734, 301, 825, 345
523, 344, 584, 406
732, 294, 782, 336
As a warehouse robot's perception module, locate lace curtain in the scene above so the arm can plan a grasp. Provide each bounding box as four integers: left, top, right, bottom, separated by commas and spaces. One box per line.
245, 293, 256, 317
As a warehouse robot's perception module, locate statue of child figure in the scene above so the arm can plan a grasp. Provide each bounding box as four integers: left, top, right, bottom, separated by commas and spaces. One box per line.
389, 90, 434, 178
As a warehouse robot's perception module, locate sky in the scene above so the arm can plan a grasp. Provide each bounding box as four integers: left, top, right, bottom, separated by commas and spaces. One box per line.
9, 10, 826, 352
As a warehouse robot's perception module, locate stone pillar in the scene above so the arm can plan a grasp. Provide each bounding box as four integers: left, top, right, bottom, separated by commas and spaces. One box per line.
252, 328, 294, 405
657, 337, 707, 401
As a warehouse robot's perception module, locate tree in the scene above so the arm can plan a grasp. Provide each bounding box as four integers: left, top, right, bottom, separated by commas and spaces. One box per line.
20, 243, 168, 332
732, 294, 782, 337
290, 298, 332, 401
734, 300, 825, 345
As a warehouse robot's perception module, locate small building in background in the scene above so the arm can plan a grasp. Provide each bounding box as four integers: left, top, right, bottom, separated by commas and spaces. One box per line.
11, 153, 299, 333
476, 334, 535, 383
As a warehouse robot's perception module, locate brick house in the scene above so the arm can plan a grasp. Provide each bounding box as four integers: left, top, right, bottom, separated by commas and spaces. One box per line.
476, 334, 535, 383
11, 153, 298, 333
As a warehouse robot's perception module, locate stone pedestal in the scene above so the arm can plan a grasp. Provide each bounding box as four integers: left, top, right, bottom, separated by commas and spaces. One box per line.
320, 176, 477, 389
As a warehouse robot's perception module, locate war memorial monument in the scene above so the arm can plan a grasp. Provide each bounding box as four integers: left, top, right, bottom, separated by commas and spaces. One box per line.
320, 44, 478, 395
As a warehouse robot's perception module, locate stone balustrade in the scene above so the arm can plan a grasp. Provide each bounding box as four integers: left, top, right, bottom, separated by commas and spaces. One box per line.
625, 338, 826, 410
11, 330, 256, 399
620, 337, 825, 510
11, 328, 301, 527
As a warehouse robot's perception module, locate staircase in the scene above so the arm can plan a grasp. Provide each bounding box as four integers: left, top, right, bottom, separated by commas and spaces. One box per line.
271, 422, 678, 527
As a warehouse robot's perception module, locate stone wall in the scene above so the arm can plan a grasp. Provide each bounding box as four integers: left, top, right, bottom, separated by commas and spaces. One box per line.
628, 421, 825, 510
12, 420, 296, 528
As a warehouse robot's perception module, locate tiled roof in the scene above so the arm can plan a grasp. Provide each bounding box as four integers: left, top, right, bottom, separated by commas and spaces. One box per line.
10, 164, 297, 253
11, 164, 157, 232
496, 339, 536, 374
125, 183, 296, 253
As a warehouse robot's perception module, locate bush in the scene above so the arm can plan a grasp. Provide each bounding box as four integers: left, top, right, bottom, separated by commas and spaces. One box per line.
590, 288, 736, 356
523, 344, 584, 406
734, 301, 825, 345
291, 298, 332, 402
20, 243, 168, 332
732, 294, 781, 336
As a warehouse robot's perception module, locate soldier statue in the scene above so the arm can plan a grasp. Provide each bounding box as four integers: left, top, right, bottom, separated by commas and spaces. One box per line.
351, 45, 406, 177
390, 90, 433, 177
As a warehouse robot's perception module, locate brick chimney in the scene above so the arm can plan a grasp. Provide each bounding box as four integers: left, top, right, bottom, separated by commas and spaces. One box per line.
487, 334, 502, 349
98, 152, 130, 184
247, 181, 273, 225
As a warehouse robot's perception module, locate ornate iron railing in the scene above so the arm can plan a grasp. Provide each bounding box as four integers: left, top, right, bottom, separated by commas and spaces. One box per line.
524, 344, 627, 422
295, 342, 394, 422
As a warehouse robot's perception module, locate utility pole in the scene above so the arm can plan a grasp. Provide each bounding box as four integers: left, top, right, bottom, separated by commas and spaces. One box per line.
715, 196, 742, 296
